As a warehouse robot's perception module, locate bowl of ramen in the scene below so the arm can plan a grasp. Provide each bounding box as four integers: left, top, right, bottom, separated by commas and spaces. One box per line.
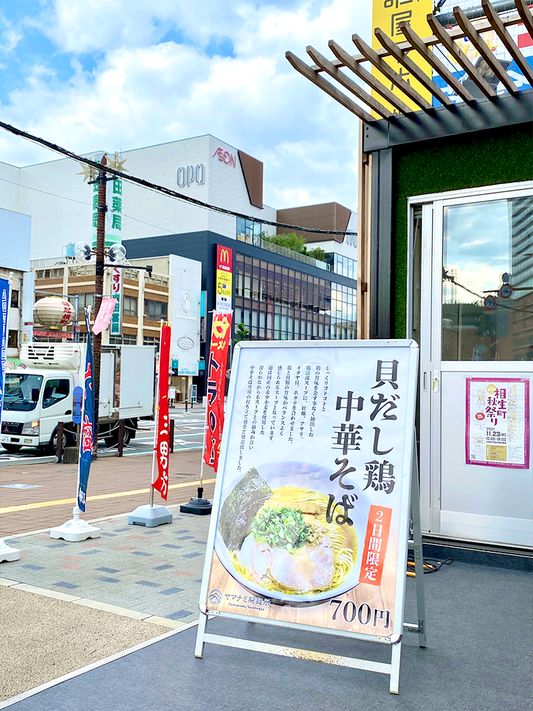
214, 461, 370, 603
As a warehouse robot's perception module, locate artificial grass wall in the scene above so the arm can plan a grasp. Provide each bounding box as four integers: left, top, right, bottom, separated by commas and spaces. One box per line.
393, 123, 533, 338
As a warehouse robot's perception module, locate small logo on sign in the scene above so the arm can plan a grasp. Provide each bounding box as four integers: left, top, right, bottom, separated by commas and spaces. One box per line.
475, 412, 485, 421
213, 147, 236, 167
209, 589, 222, 605
182, 292, 191, 314
177, 335, 194, 351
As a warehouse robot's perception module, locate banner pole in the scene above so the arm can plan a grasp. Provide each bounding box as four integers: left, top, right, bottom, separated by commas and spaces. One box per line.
180, 310, 232, 515
129, 320, 172, 527
0, 273, 20, 563
197, 396, 209, 498
149, 366, 161, 508
50, 306, 100, 541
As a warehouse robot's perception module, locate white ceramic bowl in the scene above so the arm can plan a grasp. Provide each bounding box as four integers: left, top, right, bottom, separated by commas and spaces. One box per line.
214, 460, 370, 604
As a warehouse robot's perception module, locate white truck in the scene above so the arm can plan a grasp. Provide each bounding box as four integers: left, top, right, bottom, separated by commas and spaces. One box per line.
1, 342, 155, 453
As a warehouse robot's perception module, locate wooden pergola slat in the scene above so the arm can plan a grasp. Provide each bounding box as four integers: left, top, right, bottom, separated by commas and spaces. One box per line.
374, 27, 453, 107
398, 21, 476, 103
285, 51, 374, 123
306, 45, 392, 119
427, 14, 497, 98
515, 0, 533, 38
482, 0, 533, 87
352, 34, 432, 111
308, 11, 526, 73
454, 6, 518, 93
328, 40, 412, 115
287, 6, 533, 123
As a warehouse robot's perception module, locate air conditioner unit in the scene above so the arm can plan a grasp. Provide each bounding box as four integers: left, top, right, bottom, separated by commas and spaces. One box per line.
20, 343, 83, 370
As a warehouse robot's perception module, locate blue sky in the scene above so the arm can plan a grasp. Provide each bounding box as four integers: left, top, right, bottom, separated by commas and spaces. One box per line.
0, 1, 469, 211
0, 0, 383, 211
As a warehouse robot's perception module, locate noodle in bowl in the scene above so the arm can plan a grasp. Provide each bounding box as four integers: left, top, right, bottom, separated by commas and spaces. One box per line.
215, 461, 369, 604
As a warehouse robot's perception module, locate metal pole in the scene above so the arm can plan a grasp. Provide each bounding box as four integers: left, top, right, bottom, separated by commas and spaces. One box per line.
56, 421, 64, 463
118, 419, 125, 457
92, 154, 108, 458
169, 419, 174, 454
149, 360, 161, 507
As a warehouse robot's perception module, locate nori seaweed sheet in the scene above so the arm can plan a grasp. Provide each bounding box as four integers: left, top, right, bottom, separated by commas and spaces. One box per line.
219, 468, 272, 550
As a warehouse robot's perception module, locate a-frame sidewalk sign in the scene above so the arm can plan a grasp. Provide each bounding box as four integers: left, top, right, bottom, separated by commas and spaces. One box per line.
196, 339, 426, 694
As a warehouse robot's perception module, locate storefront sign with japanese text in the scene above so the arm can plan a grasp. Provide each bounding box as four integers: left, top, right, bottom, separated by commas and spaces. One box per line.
110, 267, 123, 336
91, 155, 124, 248
203, 311, 232, 472
152, 323, 172, 500
215, 245, 233, 314
466, 377, 530, 469
200, 341, 418, 640
371, 0, 433, 114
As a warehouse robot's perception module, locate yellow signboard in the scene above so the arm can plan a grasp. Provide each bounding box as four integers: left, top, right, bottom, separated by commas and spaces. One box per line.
371, 0, 433, 114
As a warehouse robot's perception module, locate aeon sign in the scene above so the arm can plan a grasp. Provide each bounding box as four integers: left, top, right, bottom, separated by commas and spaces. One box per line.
213, 147, 236, 168
177, 164, 205, 188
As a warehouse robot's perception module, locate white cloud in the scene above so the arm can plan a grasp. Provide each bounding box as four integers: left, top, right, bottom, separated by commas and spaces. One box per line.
0, 0, 373, 212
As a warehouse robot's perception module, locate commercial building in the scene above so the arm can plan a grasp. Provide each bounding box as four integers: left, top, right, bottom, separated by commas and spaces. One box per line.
0, 206, 33, 361
0, 133, 358, 398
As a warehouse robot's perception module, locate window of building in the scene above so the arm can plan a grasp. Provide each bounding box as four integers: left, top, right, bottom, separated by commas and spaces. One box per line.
123, 295, 138, 317
144, 299, 168, 320
109, 334, 137, 345
77, 293, 95, 312
10, 290, 19, 308
236, 217, 262, 245
143, 336, 160, 350
8, 330, 18, 348
233, 255, 357, 343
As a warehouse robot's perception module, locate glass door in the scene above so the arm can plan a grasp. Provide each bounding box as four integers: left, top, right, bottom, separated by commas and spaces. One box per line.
418, 184, 533, 548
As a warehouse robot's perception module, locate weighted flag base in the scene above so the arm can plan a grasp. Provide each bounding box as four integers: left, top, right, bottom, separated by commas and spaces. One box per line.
180, 497, 212, 515
0, 539, 20, 563
50, 508, 100, 542
128, 504, 173, 527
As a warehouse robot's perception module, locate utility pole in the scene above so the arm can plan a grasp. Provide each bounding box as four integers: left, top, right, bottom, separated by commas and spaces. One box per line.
78, 151, 128, 458
92, 154, 108, 458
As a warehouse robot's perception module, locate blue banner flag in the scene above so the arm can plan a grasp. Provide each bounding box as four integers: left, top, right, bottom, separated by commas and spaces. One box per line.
77, 311, 94, 512
0, 278, 10, 418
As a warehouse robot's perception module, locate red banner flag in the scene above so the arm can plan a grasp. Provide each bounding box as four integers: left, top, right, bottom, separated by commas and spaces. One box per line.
152, 323, 171, 500
203, 311, 232, 472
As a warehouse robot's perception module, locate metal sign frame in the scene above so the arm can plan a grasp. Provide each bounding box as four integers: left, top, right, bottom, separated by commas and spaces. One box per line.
195, 339, 426, 694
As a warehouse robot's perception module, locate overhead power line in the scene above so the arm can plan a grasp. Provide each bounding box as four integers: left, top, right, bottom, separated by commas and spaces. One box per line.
0, 119, 356, 237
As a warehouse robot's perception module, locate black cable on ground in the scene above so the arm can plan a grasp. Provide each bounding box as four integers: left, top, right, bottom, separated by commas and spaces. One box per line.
406, 553, 454, 577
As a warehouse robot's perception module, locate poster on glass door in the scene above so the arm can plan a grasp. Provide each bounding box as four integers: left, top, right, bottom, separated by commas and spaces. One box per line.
466, 377, 530, 469
200, 341, 418, 640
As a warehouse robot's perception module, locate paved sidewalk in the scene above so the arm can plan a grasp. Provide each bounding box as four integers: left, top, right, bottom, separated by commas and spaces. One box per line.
0, 448, 213, 536
2, 509, 210, 624
0, 505, 212, 703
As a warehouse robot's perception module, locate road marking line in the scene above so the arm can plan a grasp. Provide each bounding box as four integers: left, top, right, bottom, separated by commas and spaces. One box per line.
0, 478, 216, 514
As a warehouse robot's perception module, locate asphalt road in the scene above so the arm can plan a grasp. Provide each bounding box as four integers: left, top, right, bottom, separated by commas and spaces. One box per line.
0, 406, 206, 465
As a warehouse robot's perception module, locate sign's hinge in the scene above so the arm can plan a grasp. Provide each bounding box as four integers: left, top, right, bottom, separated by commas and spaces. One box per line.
407, 619, 425, 634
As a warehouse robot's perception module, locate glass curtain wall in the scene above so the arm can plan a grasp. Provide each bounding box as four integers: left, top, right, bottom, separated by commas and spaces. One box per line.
233, 253, 356, 340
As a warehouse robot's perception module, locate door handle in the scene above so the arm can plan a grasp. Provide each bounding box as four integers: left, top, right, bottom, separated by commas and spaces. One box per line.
432, 371, 439, 393
65, 410, 72, 415
423, 372, 428, 391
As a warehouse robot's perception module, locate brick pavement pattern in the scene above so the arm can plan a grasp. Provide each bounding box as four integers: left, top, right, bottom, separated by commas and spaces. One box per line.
3, 511, 211, 625
0, 448, 214, 536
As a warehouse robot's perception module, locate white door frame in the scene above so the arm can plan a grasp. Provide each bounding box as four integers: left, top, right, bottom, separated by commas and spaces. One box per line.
407, 180, 533, 539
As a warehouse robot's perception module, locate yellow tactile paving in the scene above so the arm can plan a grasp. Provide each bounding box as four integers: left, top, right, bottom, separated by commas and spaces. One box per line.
0, 478, 216, 515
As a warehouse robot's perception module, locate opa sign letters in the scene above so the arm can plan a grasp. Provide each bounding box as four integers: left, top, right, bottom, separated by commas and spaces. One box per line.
177, 164, 205, 188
